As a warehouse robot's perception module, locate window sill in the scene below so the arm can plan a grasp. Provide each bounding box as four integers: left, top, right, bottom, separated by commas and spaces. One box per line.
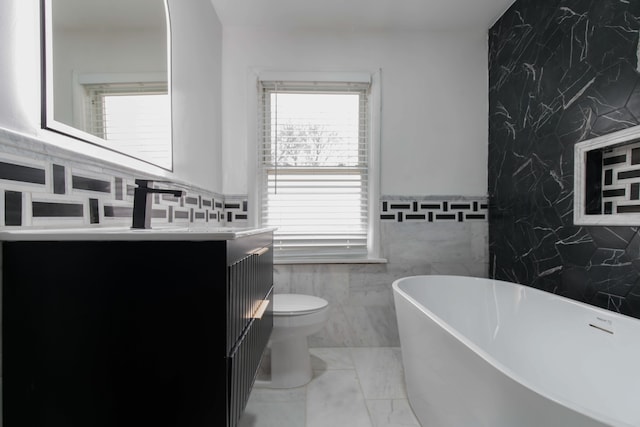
274, 257, 388, 265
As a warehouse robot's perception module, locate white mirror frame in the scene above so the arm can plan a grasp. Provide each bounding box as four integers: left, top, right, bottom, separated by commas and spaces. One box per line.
574, 124, 640, 226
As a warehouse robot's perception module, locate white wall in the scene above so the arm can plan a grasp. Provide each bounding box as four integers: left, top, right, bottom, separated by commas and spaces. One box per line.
0, 1, 40, 135
221, 27, 488, 196
53, 29, 166, 125
168, 0, 223, 190
0, 0, 223, 192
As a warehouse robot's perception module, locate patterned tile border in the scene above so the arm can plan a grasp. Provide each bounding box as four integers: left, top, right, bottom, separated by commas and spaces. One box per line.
0, 132, 484, 230
602, 141, 640, 214
0, 132, 247, 229
223, 196, 249, 224
380, 196, 488, 223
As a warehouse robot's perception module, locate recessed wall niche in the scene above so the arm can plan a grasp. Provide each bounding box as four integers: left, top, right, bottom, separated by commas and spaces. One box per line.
575, 125, 640, 225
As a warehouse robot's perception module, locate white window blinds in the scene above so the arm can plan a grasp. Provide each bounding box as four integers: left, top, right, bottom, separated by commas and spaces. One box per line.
84, 82, 171, 168
258, 80, 371, 261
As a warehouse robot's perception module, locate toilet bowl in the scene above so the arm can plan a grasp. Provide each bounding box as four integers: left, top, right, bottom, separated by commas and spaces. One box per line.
263, 293, 329, 389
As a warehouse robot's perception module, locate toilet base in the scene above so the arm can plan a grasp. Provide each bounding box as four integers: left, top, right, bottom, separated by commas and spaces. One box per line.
267, 336, 313, 389
255, 295, 329, 389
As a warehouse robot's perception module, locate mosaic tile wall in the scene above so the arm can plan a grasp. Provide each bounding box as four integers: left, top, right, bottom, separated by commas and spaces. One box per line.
380, 197, 488, 223
489, 0, 640, 318
601, 142, 640, 214
0, 136, 248, 229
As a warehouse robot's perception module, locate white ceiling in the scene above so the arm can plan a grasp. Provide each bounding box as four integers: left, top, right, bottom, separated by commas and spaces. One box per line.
209, 0, 516, 31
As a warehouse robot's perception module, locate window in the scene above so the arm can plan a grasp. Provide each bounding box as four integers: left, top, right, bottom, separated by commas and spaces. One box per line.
258, 80, 372, 261
83, 82, 171, 169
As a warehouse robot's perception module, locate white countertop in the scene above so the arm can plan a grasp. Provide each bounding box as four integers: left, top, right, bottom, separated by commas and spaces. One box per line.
0, 226, 276, 241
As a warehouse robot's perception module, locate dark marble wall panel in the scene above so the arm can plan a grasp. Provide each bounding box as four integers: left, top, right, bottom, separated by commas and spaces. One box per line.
489, 0, 640, 318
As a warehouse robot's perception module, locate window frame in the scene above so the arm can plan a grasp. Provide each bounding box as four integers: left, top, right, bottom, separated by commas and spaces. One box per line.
252, 71, 384, 264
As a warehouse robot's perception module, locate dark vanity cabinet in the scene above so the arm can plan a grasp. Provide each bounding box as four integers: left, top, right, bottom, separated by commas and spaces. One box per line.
2, 231, 273, 427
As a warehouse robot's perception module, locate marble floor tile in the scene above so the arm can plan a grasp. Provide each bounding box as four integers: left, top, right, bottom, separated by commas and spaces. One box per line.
365, 399, 420, 427
307, 369, 373, 427
239, 347, 416, 427
309, 347, 354, 371
239, 386, 306, 427
350, 347, 407, 399
239, 400, 306, 427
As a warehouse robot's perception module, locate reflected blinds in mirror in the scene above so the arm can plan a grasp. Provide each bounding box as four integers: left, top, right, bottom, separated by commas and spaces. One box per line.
83, 82, 171, 169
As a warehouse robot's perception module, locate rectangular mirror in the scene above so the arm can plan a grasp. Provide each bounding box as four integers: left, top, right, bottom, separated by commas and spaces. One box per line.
41, 0, 173, 170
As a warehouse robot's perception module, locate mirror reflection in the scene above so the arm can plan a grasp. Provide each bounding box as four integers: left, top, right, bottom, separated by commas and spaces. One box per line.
44, 0, 172, 170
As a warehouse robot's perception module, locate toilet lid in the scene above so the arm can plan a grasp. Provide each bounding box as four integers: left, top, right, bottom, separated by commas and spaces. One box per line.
272, 294, 329, 316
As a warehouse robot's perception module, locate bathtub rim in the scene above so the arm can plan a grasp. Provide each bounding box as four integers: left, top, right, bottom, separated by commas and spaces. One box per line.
392, 274, 637, 427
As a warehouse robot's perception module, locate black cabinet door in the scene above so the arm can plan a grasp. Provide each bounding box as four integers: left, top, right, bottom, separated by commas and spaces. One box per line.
3, 241, 228, 427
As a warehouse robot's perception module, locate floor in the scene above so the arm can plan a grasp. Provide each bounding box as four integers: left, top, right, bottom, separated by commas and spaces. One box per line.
238, 347, 421, 427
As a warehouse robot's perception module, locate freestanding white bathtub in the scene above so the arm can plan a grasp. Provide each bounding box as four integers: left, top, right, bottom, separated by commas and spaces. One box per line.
392, 275, 640, 427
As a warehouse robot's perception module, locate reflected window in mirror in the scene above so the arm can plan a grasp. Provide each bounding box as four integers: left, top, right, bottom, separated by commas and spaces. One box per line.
42, 0, 173, 170
84, 80, 170, 166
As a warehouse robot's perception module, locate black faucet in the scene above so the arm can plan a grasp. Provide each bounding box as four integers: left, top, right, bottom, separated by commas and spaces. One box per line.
132, 179, 184, 229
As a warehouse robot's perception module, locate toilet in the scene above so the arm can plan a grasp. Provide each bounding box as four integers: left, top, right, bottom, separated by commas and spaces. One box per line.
264, 293, 330, 389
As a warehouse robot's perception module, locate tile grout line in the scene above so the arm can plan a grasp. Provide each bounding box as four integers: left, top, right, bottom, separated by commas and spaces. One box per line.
348, 347, 376, 427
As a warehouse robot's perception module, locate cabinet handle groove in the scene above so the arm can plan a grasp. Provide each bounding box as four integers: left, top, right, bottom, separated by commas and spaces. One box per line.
252, 299, 270, 319
250, 247, 269, 257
